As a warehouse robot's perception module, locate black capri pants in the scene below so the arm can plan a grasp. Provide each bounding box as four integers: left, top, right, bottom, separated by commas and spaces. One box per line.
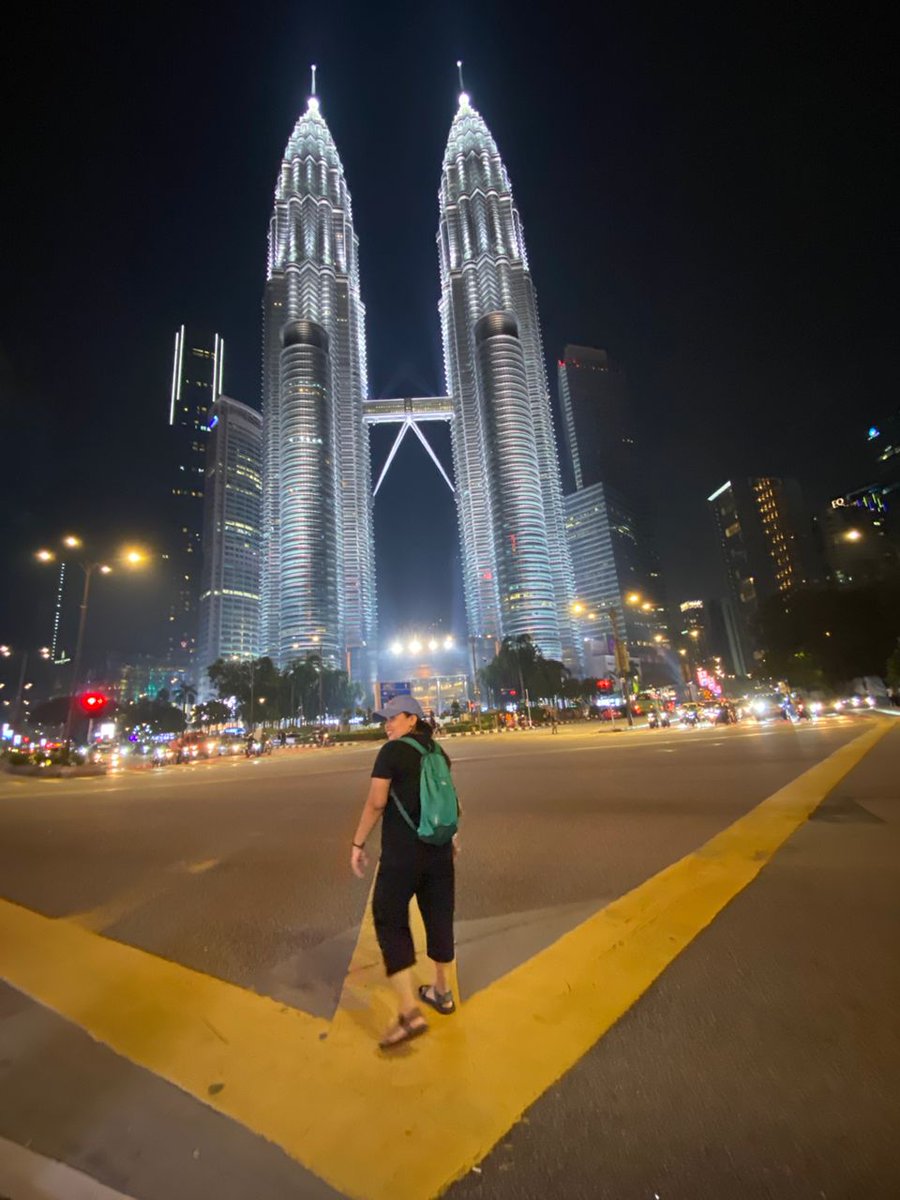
372, 848, 455, 976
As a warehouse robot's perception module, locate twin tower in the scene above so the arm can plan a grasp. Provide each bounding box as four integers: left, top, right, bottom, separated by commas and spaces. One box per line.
260, 87, 578, 680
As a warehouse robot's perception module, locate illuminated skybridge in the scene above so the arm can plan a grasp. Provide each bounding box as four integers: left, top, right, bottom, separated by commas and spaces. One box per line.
362, 396, 455, 497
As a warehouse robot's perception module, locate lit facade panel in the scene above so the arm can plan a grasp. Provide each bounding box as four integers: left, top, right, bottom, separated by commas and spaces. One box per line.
438, 95, 577, 667
198, 396, 263, 691
475, 313, 558, 645
261, 97, 376, 673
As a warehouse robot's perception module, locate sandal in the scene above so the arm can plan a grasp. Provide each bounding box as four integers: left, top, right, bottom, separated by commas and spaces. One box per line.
378, 1007, 429, 1050
418, 984, 456, 1015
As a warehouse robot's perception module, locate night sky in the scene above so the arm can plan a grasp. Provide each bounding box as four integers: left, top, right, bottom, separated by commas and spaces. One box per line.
1, 1, 895, 665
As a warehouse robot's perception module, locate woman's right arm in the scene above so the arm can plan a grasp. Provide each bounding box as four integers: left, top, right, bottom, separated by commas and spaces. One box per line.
350, 776, 390, 877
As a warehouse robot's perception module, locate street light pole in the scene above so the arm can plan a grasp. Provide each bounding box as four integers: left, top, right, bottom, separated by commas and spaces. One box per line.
64, 563, 99, 746
607, 606, 634, 728
36, 539, 147, 746
12, 651, 28, 729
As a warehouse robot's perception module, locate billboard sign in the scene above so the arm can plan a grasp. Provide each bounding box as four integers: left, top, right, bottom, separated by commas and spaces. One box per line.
374, 680, 413, 709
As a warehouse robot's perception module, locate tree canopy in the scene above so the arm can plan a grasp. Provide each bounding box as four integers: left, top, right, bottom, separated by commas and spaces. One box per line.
479, 635, 570, 701
206, 655, 361, 723
760, 582, 900, 688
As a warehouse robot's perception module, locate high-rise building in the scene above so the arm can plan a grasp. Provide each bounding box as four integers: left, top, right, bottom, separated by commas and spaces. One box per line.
558, 347, 635, 494
168, 325, 225, 659
821, 493, 900, 586
678, 600, 712, 661
197, 396, 263, 685
823, 414, 900, 578
564, 484, 669, 680
260, 92, 375, 675
708, 476, 819, 664
868, 409, 900, 486
559, 347, 668, 679
437, 92, 576, 666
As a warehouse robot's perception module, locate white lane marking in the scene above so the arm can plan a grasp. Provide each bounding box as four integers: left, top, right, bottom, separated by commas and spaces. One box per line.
185, 858, 220, 874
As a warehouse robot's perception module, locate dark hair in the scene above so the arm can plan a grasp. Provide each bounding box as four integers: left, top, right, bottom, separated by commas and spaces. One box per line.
411, 716, 435, 746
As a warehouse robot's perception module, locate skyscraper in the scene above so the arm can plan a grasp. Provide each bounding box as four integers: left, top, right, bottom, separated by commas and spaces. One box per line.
168, 325, 224, 658
559, 348, 668, 677
437, 92, 576, 666
558, 346, 634, 494
260, 92, 375, 674
197, 396, 263, 686
708, 476, 819, 664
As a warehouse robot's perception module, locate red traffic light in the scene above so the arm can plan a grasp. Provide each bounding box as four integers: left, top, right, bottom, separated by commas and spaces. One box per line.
79, 691, 109, 715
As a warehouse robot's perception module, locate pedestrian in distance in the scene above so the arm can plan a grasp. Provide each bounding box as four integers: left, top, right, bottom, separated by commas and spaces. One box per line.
351, 695, 461, 1050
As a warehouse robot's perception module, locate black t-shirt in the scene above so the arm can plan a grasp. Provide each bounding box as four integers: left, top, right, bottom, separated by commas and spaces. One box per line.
371, 734, 453, 867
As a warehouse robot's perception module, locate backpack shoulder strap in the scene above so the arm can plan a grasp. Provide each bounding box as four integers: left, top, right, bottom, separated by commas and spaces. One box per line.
391, 788, 418, 833
398, 736, 427, 755
390, 737, 426, 833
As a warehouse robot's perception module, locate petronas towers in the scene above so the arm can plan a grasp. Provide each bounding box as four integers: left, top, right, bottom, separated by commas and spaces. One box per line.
260, 95, 375, 678
261, 84, 577, 675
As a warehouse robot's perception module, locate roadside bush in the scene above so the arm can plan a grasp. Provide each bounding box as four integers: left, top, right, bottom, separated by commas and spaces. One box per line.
331, 728, 386, 743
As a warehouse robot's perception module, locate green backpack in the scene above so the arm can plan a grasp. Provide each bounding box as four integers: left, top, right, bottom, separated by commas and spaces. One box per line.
391, 736, 459, 845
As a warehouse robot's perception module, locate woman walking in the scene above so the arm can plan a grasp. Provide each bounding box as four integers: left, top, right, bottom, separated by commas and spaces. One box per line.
351, 695, 459, 1049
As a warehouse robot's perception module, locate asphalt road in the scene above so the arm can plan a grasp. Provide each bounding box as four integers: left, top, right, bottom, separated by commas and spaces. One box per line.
1, 715, 898, 1199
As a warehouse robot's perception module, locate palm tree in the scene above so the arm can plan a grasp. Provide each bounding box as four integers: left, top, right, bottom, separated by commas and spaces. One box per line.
173, 683, 197, 719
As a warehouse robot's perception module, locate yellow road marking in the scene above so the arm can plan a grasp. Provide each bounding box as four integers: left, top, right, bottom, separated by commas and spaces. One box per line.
0, 720, 889, 1200
329, 881, 459, 1044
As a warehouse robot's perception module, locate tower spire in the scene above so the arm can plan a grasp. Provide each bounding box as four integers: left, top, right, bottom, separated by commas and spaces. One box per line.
310, 63, 317, 97
456, 60, 470, 108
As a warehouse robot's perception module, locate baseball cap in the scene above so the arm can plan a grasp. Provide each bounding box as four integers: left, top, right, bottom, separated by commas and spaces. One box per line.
374, 695, 425, 721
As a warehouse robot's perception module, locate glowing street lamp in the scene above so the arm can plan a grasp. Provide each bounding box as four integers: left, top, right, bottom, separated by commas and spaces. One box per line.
843, 529, 862, 542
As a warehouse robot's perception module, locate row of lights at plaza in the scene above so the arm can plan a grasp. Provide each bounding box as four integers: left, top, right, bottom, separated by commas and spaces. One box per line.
390, 636, 456, 656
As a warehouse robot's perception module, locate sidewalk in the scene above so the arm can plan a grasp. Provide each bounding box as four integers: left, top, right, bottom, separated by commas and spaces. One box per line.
0, 1136, 139, 1200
